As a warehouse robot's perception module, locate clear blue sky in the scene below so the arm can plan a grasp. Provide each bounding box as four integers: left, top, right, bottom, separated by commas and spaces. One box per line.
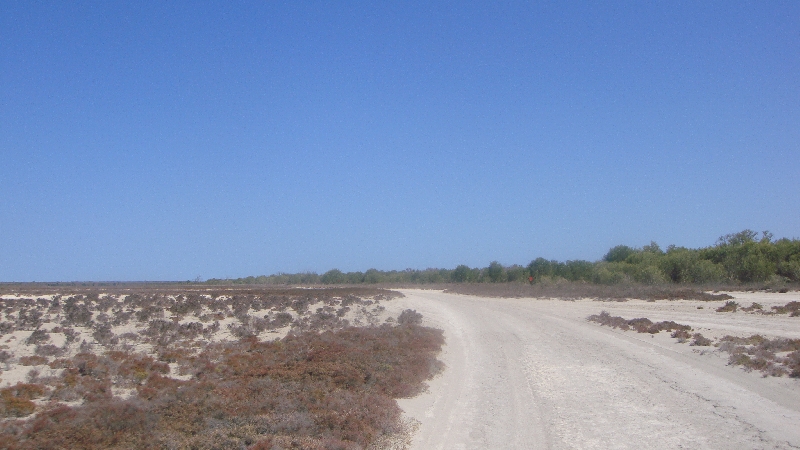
2, 1, 799, 281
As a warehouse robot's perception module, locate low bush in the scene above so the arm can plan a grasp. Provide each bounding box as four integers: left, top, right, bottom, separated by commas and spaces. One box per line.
25, 330, 49, 346
0, 384, 46, 418
690, 333, 712, 346
771, 301, 800, 316
587, 311, 692, 334
671, 329, 692, 342
34, 345, 64, 357
716, 301, 739, 312
397, 309, 423, 325
717, 335, 800, 376
741, 303, 763, 312
18, 356, 48, 366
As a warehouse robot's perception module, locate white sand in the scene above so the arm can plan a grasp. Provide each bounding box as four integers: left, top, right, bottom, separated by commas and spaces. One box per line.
0, 293, 400, 391
393, 289, 800, 450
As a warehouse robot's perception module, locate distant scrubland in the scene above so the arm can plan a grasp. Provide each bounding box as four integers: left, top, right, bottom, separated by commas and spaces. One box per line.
209, 230, 800, 287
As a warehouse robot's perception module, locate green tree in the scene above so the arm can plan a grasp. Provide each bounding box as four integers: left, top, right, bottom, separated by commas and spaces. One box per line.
486, 261, 507, 282
321, 269, 346, 284
451, 265, 471, 282
603, 245, 636, 263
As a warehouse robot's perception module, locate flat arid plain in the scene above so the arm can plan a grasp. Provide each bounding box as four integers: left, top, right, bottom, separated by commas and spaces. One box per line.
0, 286, 798, 449
392, 289, 800, 449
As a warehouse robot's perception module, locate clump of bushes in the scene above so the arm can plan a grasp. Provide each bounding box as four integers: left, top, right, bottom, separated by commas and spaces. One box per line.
690, 333, 712, 346
771, 301, 800, 316
587, 311, 692, 334
588, 311, 800, 378
0, 384, 46, 418
671, 329, 692, 342
25, 330, 49, 346
741, 303, 763, 312
716, 301, 739, 312
719, 335, 800, 377
398, 309, 423, 325
18, 356, 48, 366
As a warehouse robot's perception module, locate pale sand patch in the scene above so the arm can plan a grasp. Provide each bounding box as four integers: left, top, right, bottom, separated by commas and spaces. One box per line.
0, 291, 406, 391
393, 289, 800, 450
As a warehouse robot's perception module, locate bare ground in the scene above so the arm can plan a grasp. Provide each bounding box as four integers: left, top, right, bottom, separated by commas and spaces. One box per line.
389, 290, 800, 450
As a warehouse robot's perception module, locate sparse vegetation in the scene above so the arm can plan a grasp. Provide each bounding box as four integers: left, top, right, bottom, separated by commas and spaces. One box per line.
0, 287, 441, 449
588, 311, 800, 377
587, 311, 692, 334
719, 335, 800, 377
716, 301, 739, 313
690, 333, 712, 347
771, 301, 800, 316
0, 384, 46, 418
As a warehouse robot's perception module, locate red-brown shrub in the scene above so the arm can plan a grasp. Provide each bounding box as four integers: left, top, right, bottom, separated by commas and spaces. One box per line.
0, 323, 443, 449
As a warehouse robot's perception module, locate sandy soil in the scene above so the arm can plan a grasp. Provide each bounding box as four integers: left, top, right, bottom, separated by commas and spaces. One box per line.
390, 290, 800, 450
0, 292, 396, 389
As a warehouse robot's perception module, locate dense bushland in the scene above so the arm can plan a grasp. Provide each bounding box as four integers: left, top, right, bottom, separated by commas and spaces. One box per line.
206, 230, 800, 287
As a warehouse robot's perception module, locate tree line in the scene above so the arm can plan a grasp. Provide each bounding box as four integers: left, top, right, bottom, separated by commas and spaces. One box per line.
206, 230, 800, 286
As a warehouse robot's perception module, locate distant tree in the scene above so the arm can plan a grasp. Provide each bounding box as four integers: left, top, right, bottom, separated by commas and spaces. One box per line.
642, 241, 663, 254
451, 265, 471, 282
563, 260, 594, 281
505, 265, 527, 282
603, 245, 636, 263
321, 269, 346, 284
364, 269, 382, 284
486, 261, 507, 283
528, 258, 559, 281
716, 229, 758, 246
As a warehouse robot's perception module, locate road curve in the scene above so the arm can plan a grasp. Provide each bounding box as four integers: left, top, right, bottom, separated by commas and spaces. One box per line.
391, 290, 800, 450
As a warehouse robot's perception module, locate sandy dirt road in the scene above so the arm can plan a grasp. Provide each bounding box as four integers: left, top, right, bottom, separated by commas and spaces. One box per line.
389, 290, 800, 450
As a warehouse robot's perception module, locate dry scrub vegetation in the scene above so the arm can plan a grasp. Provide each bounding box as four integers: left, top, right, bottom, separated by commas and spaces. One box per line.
0, 286, 444, 449
588, 309, 800, 378
442, 282, 733, 301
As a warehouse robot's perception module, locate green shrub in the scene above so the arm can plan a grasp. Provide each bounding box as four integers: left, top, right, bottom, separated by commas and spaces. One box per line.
321, 269, 346, 284
631, 265, 668, 285
604, 245, 636, 263
451, 265, 471, 282
591, 263, 627, 285
486, 261, 507, 283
